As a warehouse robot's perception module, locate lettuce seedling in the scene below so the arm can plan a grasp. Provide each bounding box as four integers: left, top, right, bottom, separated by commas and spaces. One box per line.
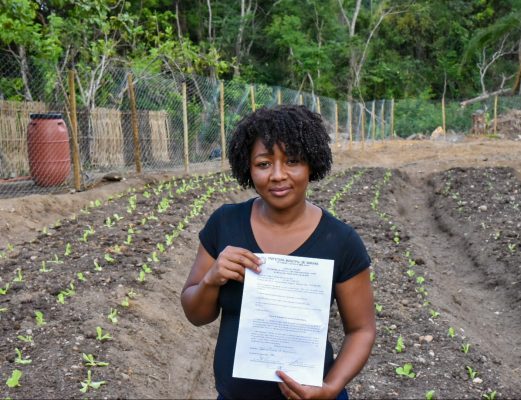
82, 353, 109, 367
16, 335, 33, 344
34, 311, 46, 326
396, 363, 416, 378
395, 336, 404, 353
375, 303, 383, 313
466, 366, 478, 379
95, 326, 112, 342
13, 268, 24, 283
79, 369, 106, 393
104, 253, 115, 264
0, 283, 10, 295
425, 390, 436, 400
107, 308, 118, 324
64, 243, 72, 256
39, 261, 52, 273
14, 348, 31, 365
429, 309, 440, 318
94, 260, 103, 272
448, 327, 455, 338
77, 272, 86, 282
6, 369, 22, 388
461, 343, 471, 354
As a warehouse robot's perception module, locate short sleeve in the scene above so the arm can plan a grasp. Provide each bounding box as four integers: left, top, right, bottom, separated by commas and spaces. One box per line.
199, 207, 222, 259
336, 228, 371, 283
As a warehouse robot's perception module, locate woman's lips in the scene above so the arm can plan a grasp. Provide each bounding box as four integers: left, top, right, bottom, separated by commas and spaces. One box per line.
269, 187, 291, 196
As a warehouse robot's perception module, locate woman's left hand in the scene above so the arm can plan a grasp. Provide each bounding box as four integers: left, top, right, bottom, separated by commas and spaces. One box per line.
276, 370, 337, 400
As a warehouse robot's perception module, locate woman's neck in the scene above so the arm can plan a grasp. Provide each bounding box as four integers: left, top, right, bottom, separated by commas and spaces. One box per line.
255, 197, 309, 228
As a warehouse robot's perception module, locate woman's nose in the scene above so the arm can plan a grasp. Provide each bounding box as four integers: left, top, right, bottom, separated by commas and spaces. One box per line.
271, 161, 287, 180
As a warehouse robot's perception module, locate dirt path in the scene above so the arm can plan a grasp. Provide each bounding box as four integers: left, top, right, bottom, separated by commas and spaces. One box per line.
391, 171, 521, 390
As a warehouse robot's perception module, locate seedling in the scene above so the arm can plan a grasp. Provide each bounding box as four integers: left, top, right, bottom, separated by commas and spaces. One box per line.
395, 336, 404, 353
148, 251, 160, 263
104, 217, 114, 228
17, 335, 33, 344
137, 270, 146, 283
95, 326, 112, 342
375, 303, 383, 313
34, 311, 46, 326
507, 243, 516, 253
121, 297, 130, 307
49, 254, 64, 264
483, 390, 497, 400
157, 243, 165, 253
77, 272, 86, 282
429, 309, 440, 318
13, 268, 24, 283
6, 369, 22, 388
124, 235, 133, 245
396, 363, 416, 378
39, 261, 52, 273
0, 307, 7, 312
461, 343, 471, 354
107, 308, 118, 324
466, 366, 478, 379
369, 271, 376, 282
14, 348, 32, 365
406, 269, 415, 278
0, 283, 10, 295
127, 289, 137, 298
104, 253, 115, 264
113, 213, 123, 221
448, 327, 455, 338
82, 353, 109, 367
425, 390, 436, 400
416, 276, 425, 285
79, 369, 106, 393
142, 263, 152, 274
94, 260, 103, 271
64, 242, 72, 256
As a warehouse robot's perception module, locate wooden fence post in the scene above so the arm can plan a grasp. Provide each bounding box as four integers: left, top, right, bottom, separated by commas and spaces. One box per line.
127, 73, 142, 174
182, 81, 189, 174
493, 95, 498, 135
334, 102, 339, 147
67, 70, 82, 190
348, 101, 353, 148
316, 96, 321, 114
220, 81, 226, 172
371, 101, 376, 143
442, 96, 446, 136
361, 103, 366, 149
277, 88, 282, 105
250, 84, 256, 111
390, 99, 395, 139
299, 94, 303, 105
380, 100, 385, 141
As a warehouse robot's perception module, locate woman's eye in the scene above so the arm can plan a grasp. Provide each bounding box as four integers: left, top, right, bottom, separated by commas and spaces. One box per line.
256, 161, 270, 168
287, 159, 300, 165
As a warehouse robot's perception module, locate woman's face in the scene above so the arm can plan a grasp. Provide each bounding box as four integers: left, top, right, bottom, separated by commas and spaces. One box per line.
249, 138, 310, 210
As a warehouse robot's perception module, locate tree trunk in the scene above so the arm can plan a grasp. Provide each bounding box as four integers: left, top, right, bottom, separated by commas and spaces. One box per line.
19, 46, 33, 102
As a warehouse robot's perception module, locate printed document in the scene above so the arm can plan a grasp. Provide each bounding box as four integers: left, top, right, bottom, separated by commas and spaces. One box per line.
232, 253, 334, 386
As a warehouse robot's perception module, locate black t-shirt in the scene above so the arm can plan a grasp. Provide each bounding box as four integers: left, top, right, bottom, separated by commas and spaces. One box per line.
199, 198, 371, 400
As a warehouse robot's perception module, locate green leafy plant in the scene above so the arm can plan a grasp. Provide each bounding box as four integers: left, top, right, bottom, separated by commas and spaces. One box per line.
34, 311, 46, 326
95, 326, 112, 342
0, 283, 10, 295
483, 390, 497, 400
14, 348, 32, 365
448, 327, 455, 338
104, 253, 116, 263
94, 260, 103, 271
395, 335, 405, 353
39, 261, 52, 273
13, 268, 24, 283
369, 271, 376, 282
406, 269, 415, 278
82, 353, 109, 367
6, 369, 22, 388
17, 335, 33, 344
77, 272, 86, 282
375, 303, 383, 313
507, 243, 517, 253
425, 390, 436, 400
396, 363, 416, 378
64, 242, 72, 256
107, 308, 118, 324
121, 297, 130, 307
466, 365, 478, 379
416, 276, 425, 285
79, 369, 106, 393
429, 309, 440, 318
48, 254, 64, 264
461, 343, 471, 354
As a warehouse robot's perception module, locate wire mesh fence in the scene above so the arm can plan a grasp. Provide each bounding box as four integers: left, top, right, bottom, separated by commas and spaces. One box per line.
0, 60, 520, 199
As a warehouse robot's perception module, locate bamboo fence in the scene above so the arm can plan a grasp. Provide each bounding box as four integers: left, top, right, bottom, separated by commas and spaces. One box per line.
90, 107, 125, 167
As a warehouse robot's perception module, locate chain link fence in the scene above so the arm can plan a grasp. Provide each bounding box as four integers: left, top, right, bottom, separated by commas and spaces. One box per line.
1, 60, 520, 198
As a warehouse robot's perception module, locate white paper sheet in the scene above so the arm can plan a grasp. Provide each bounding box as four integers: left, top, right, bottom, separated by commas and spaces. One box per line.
232, 253, 334, 387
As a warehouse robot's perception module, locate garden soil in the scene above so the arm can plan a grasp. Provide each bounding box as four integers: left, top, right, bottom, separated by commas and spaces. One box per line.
1, 137, 521, 399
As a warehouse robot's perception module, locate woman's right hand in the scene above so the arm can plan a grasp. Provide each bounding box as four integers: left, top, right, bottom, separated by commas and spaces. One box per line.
203, 246, 263, 287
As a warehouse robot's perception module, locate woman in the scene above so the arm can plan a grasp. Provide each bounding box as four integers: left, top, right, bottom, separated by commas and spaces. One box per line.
181, 105, 375, 400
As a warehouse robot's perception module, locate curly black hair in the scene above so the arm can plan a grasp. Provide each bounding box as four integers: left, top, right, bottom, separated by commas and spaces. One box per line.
227, 105, 332, 188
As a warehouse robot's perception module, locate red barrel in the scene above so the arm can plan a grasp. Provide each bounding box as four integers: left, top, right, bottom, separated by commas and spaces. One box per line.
27, 113, 71, 186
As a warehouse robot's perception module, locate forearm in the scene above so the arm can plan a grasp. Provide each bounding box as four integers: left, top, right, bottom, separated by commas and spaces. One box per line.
181, 279, 221, 326
324, 327, 376, 396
